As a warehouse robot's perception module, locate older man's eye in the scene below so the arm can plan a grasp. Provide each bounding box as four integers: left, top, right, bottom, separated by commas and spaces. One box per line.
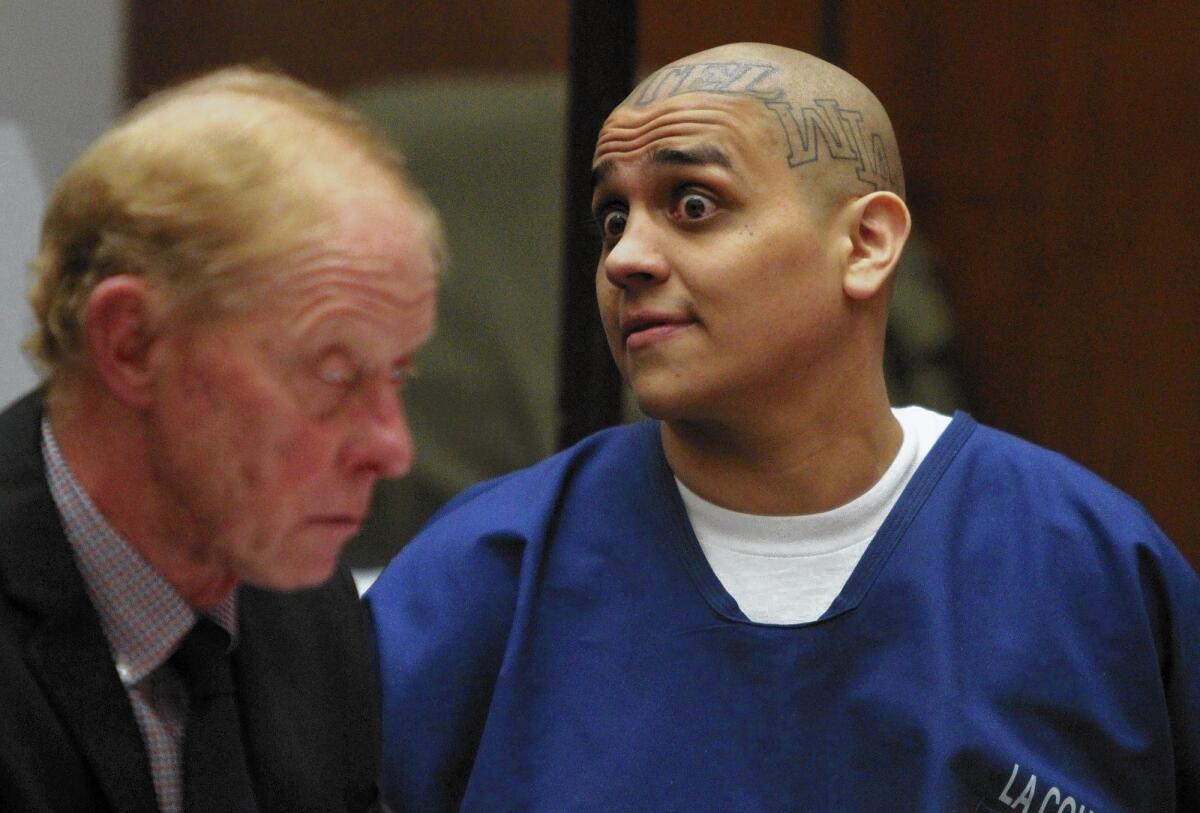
389, 362, 418, 388
315, 354, 358, 387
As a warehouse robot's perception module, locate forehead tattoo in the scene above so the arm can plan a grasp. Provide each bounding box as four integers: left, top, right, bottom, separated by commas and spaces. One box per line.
631, 61, 900, 194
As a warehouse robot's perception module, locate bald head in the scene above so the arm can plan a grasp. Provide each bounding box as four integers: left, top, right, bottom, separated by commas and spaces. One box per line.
591, 41, 912, 422
617, 43, 904, 203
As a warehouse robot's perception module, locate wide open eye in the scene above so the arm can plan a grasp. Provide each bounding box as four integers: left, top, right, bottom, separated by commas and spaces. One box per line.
675, 192, 716, 221
601, 209, 628, 240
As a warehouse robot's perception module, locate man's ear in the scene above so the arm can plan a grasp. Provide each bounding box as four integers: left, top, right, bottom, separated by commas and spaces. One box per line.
84, 275, 164, 409
842, 191, 911, 301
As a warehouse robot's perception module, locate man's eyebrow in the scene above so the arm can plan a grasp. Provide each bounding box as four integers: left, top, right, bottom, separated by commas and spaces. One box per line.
591, 145, 734, 191
591, 160, 614, 190
650, 146, 732, 170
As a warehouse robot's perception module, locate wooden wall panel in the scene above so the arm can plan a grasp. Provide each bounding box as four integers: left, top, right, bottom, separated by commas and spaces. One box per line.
128, 1, 823, 99
846, 2, 1199, 560
639, 2, 821, 67
127, 0, 568, 98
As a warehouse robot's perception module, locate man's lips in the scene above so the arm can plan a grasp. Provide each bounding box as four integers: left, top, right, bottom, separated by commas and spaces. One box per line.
620, 312, 694, 348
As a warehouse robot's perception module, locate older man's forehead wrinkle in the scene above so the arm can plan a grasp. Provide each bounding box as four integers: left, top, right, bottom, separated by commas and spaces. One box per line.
286, 280, 437, 348
256, 258, 436, 342
287, 264, 438, 308
292, 289, 436, 332
284, 240, 438, 284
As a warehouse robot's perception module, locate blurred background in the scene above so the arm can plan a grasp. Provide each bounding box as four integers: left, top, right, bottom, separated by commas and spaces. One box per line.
2, 1, 1196, 571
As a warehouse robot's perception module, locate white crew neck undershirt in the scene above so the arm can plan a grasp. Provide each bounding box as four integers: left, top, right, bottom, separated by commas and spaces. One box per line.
676, 406, 952, 625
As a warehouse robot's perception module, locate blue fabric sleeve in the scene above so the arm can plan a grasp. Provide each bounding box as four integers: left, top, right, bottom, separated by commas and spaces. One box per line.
364, 528, 524, 812
1140, 529, 1200, 807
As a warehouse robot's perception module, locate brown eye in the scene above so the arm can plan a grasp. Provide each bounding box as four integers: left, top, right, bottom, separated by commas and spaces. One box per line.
602, 209, 627, 238
678, 193, 715, 220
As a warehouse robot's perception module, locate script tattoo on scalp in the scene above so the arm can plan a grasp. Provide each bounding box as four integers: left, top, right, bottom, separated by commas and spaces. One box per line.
634, 61, 900, 193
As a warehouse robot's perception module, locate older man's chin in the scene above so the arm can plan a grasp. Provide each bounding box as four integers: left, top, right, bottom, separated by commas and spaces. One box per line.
232, 519, 362, 593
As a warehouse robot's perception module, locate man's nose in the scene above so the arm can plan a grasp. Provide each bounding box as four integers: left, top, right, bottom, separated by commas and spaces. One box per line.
344, 376, 415, 480
601, 215, 670, 290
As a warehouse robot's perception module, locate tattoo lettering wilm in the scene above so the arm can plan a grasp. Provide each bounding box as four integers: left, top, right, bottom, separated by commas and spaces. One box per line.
634, 61, 900, 194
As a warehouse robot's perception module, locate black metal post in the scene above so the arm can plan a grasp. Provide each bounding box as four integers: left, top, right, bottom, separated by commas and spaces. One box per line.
557, 0, 638, 449
818, 0, 846, 68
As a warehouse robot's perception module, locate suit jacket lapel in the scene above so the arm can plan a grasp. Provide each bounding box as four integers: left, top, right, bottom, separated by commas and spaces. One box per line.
235, 584, 340, 810
0, 391, 159, 813
234, 571, 381, 813
24, 593, 159, 812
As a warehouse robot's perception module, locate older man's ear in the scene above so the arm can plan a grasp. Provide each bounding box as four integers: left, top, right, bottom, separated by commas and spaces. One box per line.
83, 275, 164, 410
841, 190, 911, 301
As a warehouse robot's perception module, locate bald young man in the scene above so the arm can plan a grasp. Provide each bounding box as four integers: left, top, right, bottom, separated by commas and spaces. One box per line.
368, 44, 1199, 811
0, 68, 441, 812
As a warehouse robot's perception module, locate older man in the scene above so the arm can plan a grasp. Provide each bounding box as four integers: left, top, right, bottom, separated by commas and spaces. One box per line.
368, 43, 1199, 811
0, 67, 441, 812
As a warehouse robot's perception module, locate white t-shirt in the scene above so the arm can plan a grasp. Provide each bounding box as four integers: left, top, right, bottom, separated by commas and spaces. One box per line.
678, 406, 952, 624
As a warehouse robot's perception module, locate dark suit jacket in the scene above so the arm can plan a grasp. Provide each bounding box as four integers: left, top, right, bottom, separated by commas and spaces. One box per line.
0, 391, 382, 812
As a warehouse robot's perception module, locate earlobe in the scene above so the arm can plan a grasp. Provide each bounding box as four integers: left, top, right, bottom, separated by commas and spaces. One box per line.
843, 191, 912, 301
84, 276, 163, 409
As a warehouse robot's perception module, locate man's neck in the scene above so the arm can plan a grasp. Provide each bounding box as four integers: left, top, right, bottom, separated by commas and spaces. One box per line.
48, 383, 238, 608
661, 392, 902, 517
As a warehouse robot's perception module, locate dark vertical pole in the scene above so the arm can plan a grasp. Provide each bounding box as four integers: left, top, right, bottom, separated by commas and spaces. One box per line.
557, 1, 638, 449
818, 0, 846, 67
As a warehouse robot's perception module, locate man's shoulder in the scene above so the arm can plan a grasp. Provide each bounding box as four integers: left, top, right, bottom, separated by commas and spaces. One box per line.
370, 420, 658, 600
963, 418, 1154, 517
0, 389, 75, 615
941, 416, 1187, 573
0, 389, 45, 485
0, 388, 43, 423
422, 420, 655, 534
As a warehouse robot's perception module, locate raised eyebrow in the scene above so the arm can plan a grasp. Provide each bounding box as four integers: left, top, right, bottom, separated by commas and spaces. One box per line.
591, 159, 615, 191
592, 146, 732, 191
650, 146, 732, 170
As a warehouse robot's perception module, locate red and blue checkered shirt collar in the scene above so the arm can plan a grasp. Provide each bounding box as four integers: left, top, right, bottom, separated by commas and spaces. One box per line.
41, 418, 239, 687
